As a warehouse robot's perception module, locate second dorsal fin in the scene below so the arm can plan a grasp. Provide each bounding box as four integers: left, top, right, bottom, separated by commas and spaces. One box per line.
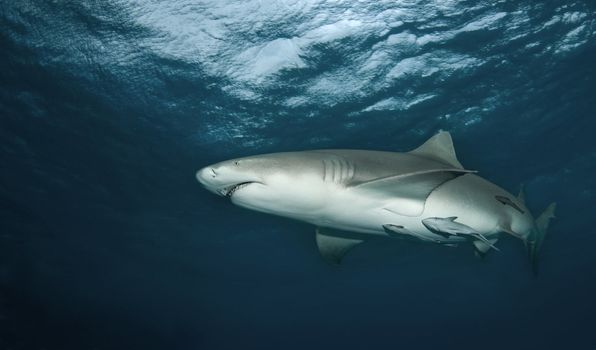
517, 184, 526, 205
409, 131, 464, 169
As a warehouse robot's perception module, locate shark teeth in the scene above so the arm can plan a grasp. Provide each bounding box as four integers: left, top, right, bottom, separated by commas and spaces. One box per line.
223, 182, 254, 198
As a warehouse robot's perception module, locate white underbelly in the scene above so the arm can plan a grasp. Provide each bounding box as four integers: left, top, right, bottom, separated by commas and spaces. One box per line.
305, 189, 465, 243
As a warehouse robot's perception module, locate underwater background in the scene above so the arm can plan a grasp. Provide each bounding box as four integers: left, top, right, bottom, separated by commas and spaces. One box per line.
1, 1, 595, 349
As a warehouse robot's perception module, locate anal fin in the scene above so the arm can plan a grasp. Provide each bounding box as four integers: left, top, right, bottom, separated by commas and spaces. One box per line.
499, 223, 524, 241
473, 238, 499, 258
316, 227, 364, 265
472, 233, 500, 252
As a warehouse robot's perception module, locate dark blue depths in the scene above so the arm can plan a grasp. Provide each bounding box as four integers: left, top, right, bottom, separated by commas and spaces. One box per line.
1, 0, 595, 349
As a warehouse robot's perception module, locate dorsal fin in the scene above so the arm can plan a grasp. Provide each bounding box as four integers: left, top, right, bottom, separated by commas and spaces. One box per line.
517, 184, 526, 205
409, 131, 464, 169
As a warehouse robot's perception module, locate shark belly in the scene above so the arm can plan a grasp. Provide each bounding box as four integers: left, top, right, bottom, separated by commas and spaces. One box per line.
307, 185, 466, 244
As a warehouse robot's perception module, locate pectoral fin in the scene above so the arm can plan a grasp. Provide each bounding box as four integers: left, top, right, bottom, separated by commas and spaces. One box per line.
315, 227, 364, 265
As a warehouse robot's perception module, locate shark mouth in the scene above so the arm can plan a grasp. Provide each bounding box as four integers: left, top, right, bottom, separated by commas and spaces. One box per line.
222, 182, 255, 198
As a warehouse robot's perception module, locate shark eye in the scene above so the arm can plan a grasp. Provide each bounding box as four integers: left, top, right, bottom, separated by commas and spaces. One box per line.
234, 161, 239, 166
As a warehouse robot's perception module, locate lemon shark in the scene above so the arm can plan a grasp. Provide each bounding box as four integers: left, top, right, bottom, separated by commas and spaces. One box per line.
196, 131, 555, 272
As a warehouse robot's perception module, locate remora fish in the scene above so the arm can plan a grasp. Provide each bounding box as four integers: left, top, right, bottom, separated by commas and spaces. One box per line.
383, 224, 443, 244
196, 131, 556, 272
421, 216, 500, 252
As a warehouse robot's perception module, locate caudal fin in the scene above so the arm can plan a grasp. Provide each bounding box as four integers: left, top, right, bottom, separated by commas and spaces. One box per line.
528, 202, 556, 275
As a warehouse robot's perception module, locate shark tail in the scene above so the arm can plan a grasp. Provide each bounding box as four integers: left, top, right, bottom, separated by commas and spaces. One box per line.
528, 202, 556, 275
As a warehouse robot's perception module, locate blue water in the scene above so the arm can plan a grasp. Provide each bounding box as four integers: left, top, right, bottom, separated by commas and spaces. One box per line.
1, 1, 595, 349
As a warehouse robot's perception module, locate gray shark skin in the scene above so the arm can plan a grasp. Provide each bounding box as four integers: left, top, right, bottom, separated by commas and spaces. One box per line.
196, 131, 556, 272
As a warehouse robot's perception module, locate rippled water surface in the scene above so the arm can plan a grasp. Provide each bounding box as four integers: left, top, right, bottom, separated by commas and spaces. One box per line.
1, 1, 595, 349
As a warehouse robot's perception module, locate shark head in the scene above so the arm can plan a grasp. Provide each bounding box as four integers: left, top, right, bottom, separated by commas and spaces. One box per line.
196, 157, 264, 197
196, 152, 329, 218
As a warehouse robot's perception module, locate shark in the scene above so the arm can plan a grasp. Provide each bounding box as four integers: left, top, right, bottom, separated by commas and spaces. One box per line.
196, 131, 556, 272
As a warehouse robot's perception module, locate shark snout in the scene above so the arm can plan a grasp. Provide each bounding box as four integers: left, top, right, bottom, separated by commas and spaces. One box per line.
196, 164, 261, 197
198, 165, 238, 197
196, 166, 220, 192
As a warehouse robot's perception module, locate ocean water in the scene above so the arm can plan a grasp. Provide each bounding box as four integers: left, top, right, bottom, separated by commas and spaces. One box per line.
1, 1, 595, 349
